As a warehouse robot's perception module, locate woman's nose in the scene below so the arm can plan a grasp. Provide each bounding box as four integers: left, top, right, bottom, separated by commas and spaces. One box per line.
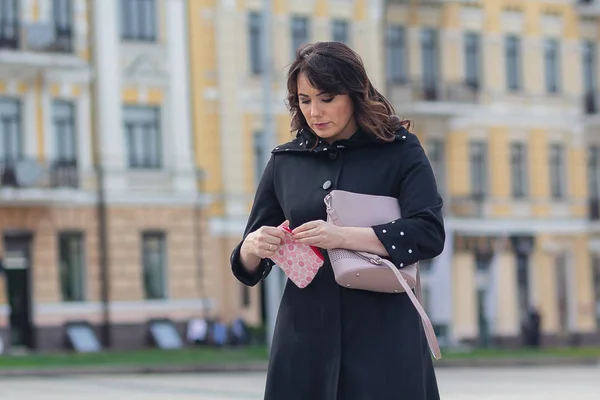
310, 104, 322, 117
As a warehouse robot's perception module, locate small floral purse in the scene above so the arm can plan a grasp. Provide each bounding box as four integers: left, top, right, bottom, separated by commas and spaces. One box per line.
269, 225, 325, 289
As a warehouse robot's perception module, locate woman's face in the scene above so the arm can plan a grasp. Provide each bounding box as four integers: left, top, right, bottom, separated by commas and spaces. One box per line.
297, 72, 357, 143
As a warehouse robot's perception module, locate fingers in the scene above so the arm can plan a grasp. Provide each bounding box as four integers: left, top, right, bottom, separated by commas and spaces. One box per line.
292, 222, 321, 240
251, 225, 287, 258
292, 221, 318, 234
295, 236, 319, 246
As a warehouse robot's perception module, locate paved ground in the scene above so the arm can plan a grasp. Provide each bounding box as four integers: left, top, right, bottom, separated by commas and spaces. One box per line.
0, 365, 599, 399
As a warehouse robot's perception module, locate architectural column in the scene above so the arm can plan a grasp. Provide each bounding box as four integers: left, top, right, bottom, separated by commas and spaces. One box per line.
216, 2, 247, 219
22, 82, 38, 161
440, 29, 461, 83
91, 0, 126, 192
77, 86, 93, 180
41, 81, 52, 161
165, 0, 196, 194
428, 227, 454, 336
452, 251, 477, 340
407, 26, 421, 82
494, 250, 519, 337
363, 0, 385, 90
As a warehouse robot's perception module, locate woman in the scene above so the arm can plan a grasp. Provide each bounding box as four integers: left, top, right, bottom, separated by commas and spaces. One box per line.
230, 42, 445, 400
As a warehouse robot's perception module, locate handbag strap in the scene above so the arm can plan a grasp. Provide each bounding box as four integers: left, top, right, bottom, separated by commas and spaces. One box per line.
326, 194, 441, 359
381, 259, 442, 360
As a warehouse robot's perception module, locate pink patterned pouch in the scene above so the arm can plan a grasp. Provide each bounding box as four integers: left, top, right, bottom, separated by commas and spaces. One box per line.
269, 226, 325, 288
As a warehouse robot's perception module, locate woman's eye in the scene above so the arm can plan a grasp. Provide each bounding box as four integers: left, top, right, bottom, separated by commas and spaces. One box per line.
322, 97, 334, 103
301, 100, 310, 105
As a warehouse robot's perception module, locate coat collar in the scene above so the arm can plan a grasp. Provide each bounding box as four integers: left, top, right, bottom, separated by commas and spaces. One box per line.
271, 126, 409, 154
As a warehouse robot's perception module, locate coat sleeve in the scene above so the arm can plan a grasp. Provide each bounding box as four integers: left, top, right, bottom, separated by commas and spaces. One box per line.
371, 133, 445, 268
230, 154, 286, 286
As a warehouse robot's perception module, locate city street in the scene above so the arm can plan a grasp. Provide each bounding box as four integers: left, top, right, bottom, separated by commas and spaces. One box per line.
0, 365, 598, 399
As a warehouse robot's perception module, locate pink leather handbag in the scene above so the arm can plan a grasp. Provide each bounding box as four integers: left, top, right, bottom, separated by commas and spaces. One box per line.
324, 190, 442, 359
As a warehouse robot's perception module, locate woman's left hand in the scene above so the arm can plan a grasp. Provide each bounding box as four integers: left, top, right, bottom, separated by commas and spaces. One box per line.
292, 220, 344, 249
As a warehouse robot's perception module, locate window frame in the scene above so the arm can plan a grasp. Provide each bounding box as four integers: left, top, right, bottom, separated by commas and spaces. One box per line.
505, 35, 522, 91
120, 0, 157, 42
123, 105, 163, 170
0, 97, 22, 166
141, 231, 167, 300
469, 140, 488, 198
58, 231, 86, 302
386, 25, 407, 84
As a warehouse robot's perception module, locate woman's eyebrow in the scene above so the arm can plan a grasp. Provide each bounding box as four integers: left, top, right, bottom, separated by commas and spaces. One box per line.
298, 92, 328, 97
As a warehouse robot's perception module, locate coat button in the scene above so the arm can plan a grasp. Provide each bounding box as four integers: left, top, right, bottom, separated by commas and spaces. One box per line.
328, 152, 337, 160
322, 180, 332, 190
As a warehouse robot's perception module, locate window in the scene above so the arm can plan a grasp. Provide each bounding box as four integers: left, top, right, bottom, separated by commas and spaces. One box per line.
291, 16, 309, 57
421, 28, 439, 93
59, 233, 85, 302
0, 0, 18, 49
583, 40, 596, 113
248, 12, 263, 75
123, 105, 162, 169
428, 140, 445, 195
589, 146, 600, 199
253, 131, 265, 185
142, 232, 167, 300
386, 25, 407, 84
0, 98, 21, 166
464, 32, 481, 89
121, 0, 157, 42
549, 143, 566, 200
53, 0, 73, 52
332, 19, 349, 44
52, 100, 78, 187
505, 35, 521, 91
583, 40, 596, 93
544, 38, 561, 93
52, 100, 77, 162
469, 141, 488, 197
510, 142, 528, 198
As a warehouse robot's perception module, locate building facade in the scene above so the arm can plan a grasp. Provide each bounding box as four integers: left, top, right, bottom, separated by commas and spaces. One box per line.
3, 0, 600, 353
193, 0, 600, 348
384, 0, 600, 347
0, 0, 202, 351
187, 0, 386, 327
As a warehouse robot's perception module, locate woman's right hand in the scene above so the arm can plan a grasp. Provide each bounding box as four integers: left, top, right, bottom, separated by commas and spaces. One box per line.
240, 221, 290, 272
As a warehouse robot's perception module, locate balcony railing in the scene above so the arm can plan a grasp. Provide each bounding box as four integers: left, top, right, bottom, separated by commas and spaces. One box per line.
448, 193, 487, 218
389, 81, 480, 106
0, 159, 79, 189
0, 20, 73, 53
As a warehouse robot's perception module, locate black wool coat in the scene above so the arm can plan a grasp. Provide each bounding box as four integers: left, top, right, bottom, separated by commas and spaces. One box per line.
230, 127, 445, 400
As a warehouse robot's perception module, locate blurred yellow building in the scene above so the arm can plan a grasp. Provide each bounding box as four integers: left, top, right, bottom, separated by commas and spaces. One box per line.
382, 0, 600, 347
0, 0, 201, 351
189, 0, 600, 348
1, 0, 599, 353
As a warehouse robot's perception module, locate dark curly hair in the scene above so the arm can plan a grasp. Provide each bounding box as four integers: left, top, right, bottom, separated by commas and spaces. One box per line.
285, 41, 410, 142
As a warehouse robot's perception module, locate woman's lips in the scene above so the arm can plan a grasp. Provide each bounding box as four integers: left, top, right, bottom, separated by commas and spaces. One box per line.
314, 122, 330, 129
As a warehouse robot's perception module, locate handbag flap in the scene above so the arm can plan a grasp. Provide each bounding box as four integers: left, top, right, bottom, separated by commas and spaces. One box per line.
326, 190, 401, 227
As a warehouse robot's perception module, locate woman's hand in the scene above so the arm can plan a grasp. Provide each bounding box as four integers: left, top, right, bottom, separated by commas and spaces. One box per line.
242, 220, 289, 260
292, 220, 344, 249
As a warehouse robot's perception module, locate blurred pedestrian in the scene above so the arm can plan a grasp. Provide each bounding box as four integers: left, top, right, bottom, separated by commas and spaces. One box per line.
230, 42, 445, 400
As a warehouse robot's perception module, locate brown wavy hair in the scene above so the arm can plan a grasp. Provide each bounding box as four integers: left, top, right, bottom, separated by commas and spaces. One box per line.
285, 42, 410, 142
